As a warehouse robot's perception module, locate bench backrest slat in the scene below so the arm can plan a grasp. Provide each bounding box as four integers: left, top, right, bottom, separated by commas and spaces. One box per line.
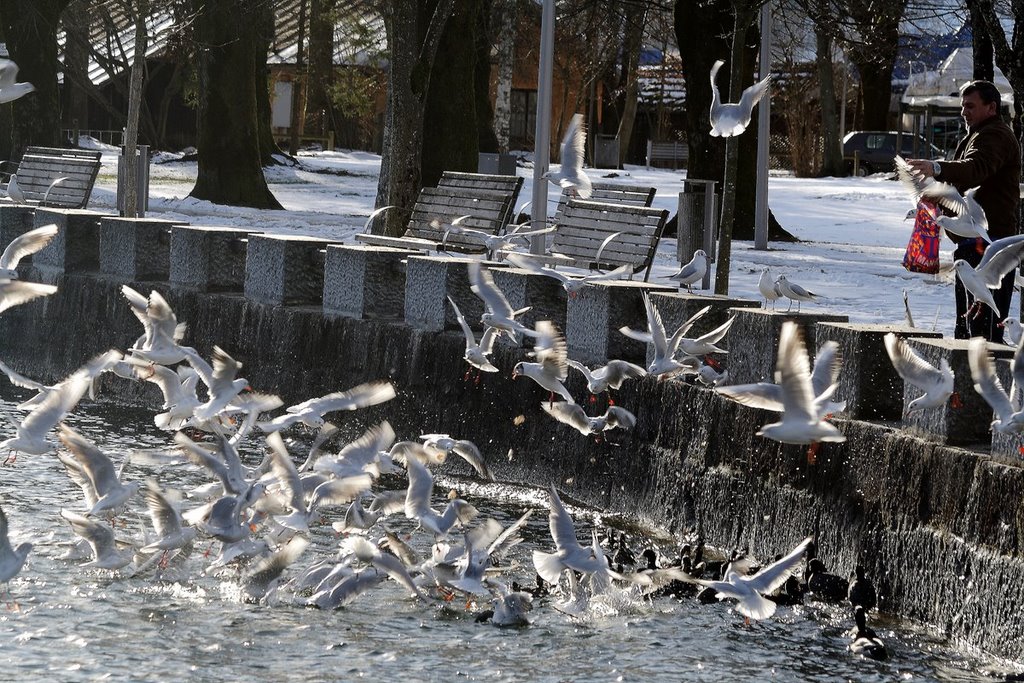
404, 187, 517, 250
553, 181, 656, 222
551, 198, 667, 279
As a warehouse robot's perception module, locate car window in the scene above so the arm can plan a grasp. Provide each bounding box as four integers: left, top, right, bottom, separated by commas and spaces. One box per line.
866, 134, 889, 151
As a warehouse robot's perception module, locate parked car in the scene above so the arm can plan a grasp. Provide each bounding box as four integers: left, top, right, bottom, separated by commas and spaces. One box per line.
842, 131, 943, 175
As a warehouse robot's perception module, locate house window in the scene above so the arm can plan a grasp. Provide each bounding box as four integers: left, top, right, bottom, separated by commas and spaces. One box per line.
510, 89, 537, 147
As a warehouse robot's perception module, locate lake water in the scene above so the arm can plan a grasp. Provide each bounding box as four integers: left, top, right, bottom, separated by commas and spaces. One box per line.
0, 389, 1013, 682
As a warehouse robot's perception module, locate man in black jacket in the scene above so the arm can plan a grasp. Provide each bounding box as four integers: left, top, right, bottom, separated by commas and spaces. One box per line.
906, 80, 1021, 342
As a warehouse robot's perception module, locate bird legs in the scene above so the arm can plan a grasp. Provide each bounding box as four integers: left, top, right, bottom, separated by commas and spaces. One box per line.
2, 450, 18, 466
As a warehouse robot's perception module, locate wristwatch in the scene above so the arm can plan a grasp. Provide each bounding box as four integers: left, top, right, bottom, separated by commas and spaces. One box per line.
932, 160, 941, 176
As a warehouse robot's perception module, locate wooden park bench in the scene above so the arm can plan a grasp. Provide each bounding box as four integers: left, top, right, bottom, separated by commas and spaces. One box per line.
2, 146, 103, 209
645, 139, 689, 170
507, 198, 668, 282
355, 171, 524, 252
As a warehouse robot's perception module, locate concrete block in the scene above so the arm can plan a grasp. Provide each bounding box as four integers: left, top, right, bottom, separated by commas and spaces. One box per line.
323, 244, 416, 320
490, 266, 568, 337
31, 208, 112, 274
405, 255, 499, 332
903, 337, 1013, 446
244, 234, 339, 306
170, 225, 255, 293
726, 308, 849, 385
565, 280, 675, 365
99, 217, 183, 281
644, 291, 761, 368
0, 205, 36, 249
815, 323, 943, 420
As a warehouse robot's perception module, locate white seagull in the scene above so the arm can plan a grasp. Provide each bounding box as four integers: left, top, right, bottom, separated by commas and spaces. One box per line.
967, 336, 1024, 434
0, 362, 95, 460
403, 456, 478, 538
693, 536, 812, 621
60, 510, 134, 570
619, 294, 707, 378
532, 486, 609, 585
709, 59, 772, 138
541, 401, 637, 437
883, 333, 954, 414
419, 433, 494, 481
183, 346, 250, 423
512, 320, 574, 403
894, 155, 991, 243
448, 295, 499, 373
122, 286, 191, 366
0, 58, 35, 104
755, 322, 846, 444
139, 480, 197, 556
776, 275, 819, 312
59, 426, 140, 517
670, 250, 708, 291
542, 113, 592, 198
1000, 317, 1023, 347
952, 235, 1024, 315
566, 358, 646, 399
468, 261, 534, 341
0, 505, 31, 591
258, 381, 396, 433
759, 267, 782, 309
504, 252, 631, 297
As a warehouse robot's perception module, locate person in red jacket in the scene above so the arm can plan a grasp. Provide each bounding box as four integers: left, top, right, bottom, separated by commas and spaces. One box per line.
906, 80, 1021, 342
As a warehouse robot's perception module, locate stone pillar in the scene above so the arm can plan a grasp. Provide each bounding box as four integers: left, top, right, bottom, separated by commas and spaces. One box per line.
902, 337, 1013, 446
0, 205, 36, 257
244, 234, 339, 306
170, 225, 255, 293
726, 308, 849, 384
99, 217, 183, 282
323, 244, 416, 320
31, 208, 112, 275
815, 323, 943, 420
565, 280, 674, 365
404, 255, 499, 332
490, 266, 568, 337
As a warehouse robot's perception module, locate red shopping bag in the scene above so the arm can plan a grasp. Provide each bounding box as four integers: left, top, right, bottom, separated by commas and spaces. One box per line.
902, 200, 941, 274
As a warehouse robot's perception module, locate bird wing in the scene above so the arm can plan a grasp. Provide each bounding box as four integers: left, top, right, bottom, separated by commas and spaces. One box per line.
296, 381, 397, 416
775, 322, 817, 422
209, 346, 243, 390
478, 326, 499, 355
541, 401, 591, 435
58, 425, 121, 496
0, 224, 58, 270
737, 74, 772, 117
173, 431, 235, 492
0, 58, 19, 88
963, 187, 990, 232
967, 337, 1016, 422
547, 486, 583, 555
0, 280, 58, 313
742, 536, 812, 595
61, 509, 116, 558
404, 455, 436, 521
468, 262, 515, 318
583, 264, 632, 284
452, 439, 493, 481
0, 505, 12, 556
642, 292, 668, 358
599, 359, 647, 388
883, 333, 945, 391
810, 341, 843, 397
604, 405, 637, 430
266, 432, 306, 513
143, 481, 184, 539
894, 156, 968, 214
715, 382, 785, 412
0, 359, 47, 392
976, 235, 1024, 288
18, 369, 90, 441
504, 253, 572, 286
448, 295, 477, 349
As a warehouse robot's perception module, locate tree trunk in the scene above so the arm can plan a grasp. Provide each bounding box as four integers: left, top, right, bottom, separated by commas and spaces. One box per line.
190, 0, 282, 208
615, 0, 646, 167
475, 0, 498, 155
122, 0, 148, 218
374, 0, 456, 236
844, 0, 905, 131
815, 18, 845, 176
422, 0, 480, 188
853, 60, 894, 130
254, 0, 284, 165
0, 0, 71, 159
62, 0, 92, 141
975, 0, 1024, 171
308, 0, 337, 141
715, 6, 754, 295
492, 0, 516, 154
967, 0, 994, 81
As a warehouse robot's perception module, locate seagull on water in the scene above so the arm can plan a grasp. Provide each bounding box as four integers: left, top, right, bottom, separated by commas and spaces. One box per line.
542, 113, 592, 199
895, 155, 991, 243
669, 250, 707, 291
692, 536, 812, 621
0, 58, 35, 104
403, 455, 478, 539
532, 486, 610, 586
883, 333, 954, 414
709, 59, 772, 138
0, 505, 31, 595
968, 336, 1024, 434
755, 322, 846, 444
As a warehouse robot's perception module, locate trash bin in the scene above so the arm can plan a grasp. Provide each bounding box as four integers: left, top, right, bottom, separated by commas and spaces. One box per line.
677, 179, 718, 290
117, 144, 149, 217
478, 153, 517, 176
594, 135, 619, 169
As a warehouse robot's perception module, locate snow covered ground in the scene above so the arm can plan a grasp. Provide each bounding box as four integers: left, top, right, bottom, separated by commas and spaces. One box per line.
85, 140, 999, 337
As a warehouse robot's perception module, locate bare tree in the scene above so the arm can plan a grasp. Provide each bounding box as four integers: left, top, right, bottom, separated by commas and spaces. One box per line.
973, 0, 1024, 143
492, 0, 517, 153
